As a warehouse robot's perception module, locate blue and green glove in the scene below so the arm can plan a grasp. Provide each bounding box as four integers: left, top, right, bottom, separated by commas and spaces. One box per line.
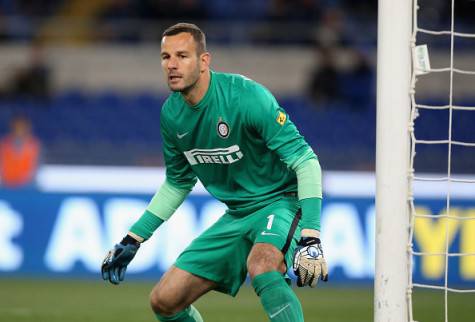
101, 235, 140, 285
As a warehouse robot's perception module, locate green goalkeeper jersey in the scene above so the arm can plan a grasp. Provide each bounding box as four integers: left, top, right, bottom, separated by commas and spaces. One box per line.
160, 71, 317, 216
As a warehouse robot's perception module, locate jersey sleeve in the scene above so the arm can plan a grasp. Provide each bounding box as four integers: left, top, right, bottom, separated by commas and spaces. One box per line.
160, 109, 197, 191
241, 81, 316, 167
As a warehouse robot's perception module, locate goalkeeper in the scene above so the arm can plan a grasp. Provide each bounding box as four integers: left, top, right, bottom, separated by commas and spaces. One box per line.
102, 22, 328, 322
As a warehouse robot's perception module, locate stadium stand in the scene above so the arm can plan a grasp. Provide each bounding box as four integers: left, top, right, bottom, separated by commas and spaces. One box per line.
0, 0, 473, 172
0, 90, 473, 172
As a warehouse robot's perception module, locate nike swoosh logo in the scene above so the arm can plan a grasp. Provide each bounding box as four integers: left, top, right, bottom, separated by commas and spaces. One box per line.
261, 231, 279, 236
177, 132, 189, 139
269, 303, 291, 319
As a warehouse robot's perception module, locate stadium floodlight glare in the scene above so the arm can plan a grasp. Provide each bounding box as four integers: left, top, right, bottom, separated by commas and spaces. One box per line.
377, 0, 475, 321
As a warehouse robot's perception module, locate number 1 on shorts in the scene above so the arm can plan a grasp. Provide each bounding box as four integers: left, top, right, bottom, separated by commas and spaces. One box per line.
266, 214, 275, 230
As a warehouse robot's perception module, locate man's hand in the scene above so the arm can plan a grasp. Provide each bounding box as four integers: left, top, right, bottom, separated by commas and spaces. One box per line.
293, 237, 328, 287
101, 235, 140, 285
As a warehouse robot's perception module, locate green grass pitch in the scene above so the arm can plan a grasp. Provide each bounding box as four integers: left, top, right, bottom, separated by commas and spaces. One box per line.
0, 279, 473, 321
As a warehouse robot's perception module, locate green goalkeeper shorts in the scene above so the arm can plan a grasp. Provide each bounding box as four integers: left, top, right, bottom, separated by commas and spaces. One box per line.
174, 194, 302, 296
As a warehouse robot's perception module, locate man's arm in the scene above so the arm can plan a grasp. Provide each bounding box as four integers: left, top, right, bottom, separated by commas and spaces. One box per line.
241, 80, 322, 235
129, 104, 197, 242
101, 179, 193, 285
292, 157, 322, 238
240, 80, 328, 286
102, 107, 197, 285
128, 179, 193, 241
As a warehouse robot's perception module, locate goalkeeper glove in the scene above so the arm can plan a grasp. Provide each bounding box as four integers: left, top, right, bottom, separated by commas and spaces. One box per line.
101, 235, 140, 285
293, 237, 329, 287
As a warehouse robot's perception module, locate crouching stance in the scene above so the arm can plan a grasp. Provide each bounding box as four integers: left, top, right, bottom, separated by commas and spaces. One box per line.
101, 23, 328, 322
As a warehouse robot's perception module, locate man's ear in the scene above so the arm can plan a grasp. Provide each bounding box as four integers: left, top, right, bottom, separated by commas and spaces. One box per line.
200, 52, 211, 72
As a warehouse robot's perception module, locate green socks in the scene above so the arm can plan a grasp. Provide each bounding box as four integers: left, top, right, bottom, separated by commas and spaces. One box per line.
153, 272, 303, 322
252, 271, 304, 322
155, 305, 203, 322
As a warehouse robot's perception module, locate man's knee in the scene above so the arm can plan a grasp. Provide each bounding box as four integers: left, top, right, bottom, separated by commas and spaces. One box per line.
247, 244, 286, 279
149, 266, 214, 316
150, 286, 181, 316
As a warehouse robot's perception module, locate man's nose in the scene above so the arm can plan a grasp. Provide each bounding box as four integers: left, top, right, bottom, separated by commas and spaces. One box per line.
167, 57, 178, 69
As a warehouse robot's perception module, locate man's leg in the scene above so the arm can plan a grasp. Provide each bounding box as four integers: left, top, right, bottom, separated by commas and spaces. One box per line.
248, 243, 304, 322
150, 265, 216, 321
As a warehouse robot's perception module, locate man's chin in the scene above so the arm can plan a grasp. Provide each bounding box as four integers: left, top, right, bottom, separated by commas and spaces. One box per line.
168, 84, 185, 92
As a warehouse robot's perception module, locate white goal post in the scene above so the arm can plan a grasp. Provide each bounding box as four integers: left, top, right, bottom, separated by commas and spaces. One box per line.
375, 0, 412, 321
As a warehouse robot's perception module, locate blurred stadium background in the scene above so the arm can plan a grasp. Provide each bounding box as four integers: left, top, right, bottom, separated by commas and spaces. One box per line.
0, 0, 474, 321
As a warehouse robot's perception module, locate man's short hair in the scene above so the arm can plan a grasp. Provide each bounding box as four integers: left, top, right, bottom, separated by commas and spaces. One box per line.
162, 23, 207, 55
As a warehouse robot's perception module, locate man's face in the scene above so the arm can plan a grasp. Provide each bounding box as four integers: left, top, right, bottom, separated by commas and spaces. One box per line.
160, 32, 202, 93
12, 119, 30, 138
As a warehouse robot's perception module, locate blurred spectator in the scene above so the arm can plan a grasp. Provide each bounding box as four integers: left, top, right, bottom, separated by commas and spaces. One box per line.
0, 116, 41, 188
307, 47, 340, 107
0, 8, 8, 41
307, 46, 375, 111
313, 7, 350, 48
339, 48, 375, 110
1, 42, 51, 101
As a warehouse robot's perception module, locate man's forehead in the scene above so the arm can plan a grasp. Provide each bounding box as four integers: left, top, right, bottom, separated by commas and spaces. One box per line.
161, 33, 195, 50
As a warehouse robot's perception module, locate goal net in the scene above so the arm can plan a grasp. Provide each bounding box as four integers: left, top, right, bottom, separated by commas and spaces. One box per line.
408, 0, 475, 321
376, 0, 475, 321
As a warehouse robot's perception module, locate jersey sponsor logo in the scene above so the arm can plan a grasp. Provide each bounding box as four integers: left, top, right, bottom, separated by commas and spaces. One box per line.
276, 111, 286, 125
184, 145, 244, 165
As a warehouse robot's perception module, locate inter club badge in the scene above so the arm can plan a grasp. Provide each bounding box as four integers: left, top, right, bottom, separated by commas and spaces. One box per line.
217, 118, 230, 138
